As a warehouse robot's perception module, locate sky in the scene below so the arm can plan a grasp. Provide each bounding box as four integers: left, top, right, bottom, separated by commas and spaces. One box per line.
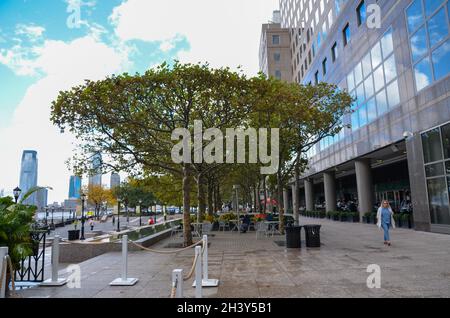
0, 0, 279, 203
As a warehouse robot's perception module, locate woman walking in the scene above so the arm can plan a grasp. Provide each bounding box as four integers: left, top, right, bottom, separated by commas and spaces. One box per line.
377, 200, 396, 246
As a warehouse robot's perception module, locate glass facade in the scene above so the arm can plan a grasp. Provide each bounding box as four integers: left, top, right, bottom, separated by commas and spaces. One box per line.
19, 150, 38, 206
406, 0, 450, 91
422, 123, 450, 225
69, 176, 82, 199
348, 28, 400, 131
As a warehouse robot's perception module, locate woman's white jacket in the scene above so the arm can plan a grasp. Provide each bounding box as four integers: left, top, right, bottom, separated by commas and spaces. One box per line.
376, 207, 396, 229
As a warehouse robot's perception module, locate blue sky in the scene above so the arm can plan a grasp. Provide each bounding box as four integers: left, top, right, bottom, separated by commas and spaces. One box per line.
0, 0, 278, 202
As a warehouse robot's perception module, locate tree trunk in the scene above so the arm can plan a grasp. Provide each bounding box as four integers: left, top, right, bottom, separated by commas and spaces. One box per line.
196, 173, 206, 223
207, 178, 214, 216
183, 164, 193, 246
216, 184, 221, 213
277, 173, 285, 234
256, 182, 261, 213
294, 165, 300, 226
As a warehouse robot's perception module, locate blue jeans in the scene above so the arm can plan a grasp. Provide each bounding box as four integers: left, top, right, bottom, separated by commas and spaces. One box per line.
382, 222, 390, 241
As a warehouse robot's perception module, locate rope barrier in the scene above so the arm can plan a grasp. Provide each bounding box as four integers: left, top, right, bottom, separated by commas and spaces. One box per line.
127, 238, 204, 255
183, 251, 199, 281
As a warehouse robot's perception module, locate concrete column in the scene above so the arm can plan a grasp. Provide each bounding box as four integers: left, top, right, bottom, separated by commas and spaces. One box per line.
355, 159, 374, 220
283, 189, 289, 214
291, 184, 298, 215
324, 172, 337, 212
304, 179, 314, 212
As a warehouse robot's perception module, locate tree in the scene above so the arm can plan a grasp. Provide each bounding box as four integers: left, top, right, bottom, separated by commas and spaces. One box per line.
51, 62, 252, 246
112, 179, 156, 209
84, 185, 113, 219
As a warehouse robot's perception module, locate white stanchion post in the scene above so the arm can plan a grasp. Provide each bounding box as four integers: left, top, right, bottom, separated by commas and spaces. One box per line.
0, 247, 8, 298
172, 269, 183, 298
195, 246, 202, 298
41, 236, 67, 286
193, 235, 219, 288
110, 235, 138, 286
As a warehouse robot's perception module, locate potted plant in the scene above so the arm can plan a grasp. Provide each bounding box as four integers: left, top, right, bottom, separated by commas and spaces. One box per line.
333, 211, 340, 221
0, 187, 48, 296
339, 212, 348, 222
401, 214, 411, 228
393, 213, 400, 227
371, 213, 378, 224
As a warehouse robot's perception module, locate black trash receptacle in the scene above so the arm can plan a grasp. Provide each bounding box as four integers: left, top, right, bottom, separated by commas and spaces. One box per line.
304, 225, 321, 248
68, 229, 80, 241
285, 226, 302, 248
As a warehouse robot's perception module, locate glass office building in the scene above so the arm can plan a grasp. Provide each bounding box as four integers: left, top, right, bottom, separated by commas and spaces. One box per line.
69, 175, 82, 199
19, 150, 38, 206
261, 0, 450, 234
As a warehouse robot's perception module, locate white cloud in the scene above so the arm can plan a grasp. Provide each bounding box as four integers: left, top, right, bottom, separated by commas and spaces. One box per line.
110, 0, 279, 75
0, 35, 129, 203
15, 24, 46, 42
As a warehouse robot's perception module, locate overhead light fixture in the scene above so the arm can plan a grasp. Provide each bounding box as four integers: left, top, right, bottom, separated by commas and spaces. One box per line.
390, 145, 399, 153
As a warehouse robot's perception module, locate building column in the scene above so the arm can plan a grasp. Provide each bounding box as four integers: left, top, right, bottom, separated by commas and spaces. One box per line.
324, 172, 337, 212
304, 179, 314, 212
283, 188, 289, 214
355, 159, 374, 220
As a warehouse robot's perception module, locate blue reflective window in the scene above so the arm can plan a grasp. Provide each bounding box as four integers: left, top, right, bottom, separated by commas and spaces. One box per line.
376, 90, 389, 115
410, 26, 428, 62
343, 24, 351, 46
351, 111, 360, 130
414, 56, 433, 90
356, 83, 365, 106
373, 65, 385, 93
359, 104, 368, 127
386, 80, 400, 107
424, 0, 446, 17
357, 1, 367, 26
432, 38, 450, 81
427, 8, 449, 48
366, 98, 377, 123
406, 0, 424, 34
364, 75, 375, 99
381, 30, 394, 58
384, 54, 397, 84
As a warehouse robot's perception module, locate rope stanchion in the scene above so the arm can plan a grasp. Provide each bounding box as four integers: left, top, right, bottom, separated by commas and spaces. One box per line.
41, 235, 67, 286
194, 246, 202, 298
192, 235, 219, 287
183, 251, 199, 281
0, 247, 8, 299
110, 235, 138, 286
171, 269, 183, 298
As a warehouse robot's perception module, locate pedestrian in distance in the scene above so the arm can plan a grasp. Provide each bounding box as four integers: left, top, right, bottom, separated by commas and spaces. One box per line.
89, 219, 95, 231
376, 200, 396, 246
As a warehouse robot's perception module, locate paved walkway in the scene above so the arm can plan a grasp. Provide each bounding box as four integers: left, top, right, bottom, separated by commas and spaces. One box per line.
16, 217, 450, 298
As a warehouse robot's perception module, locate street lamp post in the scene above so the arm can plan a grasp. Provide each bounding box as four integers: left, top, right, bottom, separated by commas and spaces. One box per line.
233, 185, 240, 231
61, 208, 64, 224
138, 200, 143, 227
80, 193, 86, 240
51, 207, 55, 227
117, 199, 121, 232
45, 206, 49, 225
13, 187, 21, 204
125, 198, 129, 223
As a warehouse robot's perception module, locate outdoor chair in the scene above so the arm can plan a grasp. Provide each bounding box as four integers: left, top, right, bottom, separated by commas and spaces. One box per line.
170, 223, 183, 238
248, 221, 256, 231
218, 221, 230, 232
256, 222, 269, 239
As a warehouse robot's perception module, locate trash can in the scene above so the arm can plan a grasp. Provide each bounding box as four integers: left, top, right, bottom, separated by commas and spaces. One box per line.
285, 226, 302, 248
68, 229, 80, 241
304, 225, 321, 248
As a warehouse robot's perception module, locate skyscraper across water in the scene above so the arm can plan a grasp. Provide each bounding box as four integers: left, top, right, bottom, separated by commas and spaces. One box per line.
88, 152, 102, 187
19, 150, 38, 206
69, 175, 82, 199
110, 173, 120, 190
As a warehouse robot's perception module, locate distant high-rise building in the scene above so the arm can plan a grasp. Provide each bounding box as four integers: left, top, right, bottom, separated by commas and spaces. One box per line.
110, 173, 120, 189
88, 153, 102, 187
36, 188, 48, 210
19, 150, 38, 206
0, 189, 4, 197
69, 176, 82, 199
